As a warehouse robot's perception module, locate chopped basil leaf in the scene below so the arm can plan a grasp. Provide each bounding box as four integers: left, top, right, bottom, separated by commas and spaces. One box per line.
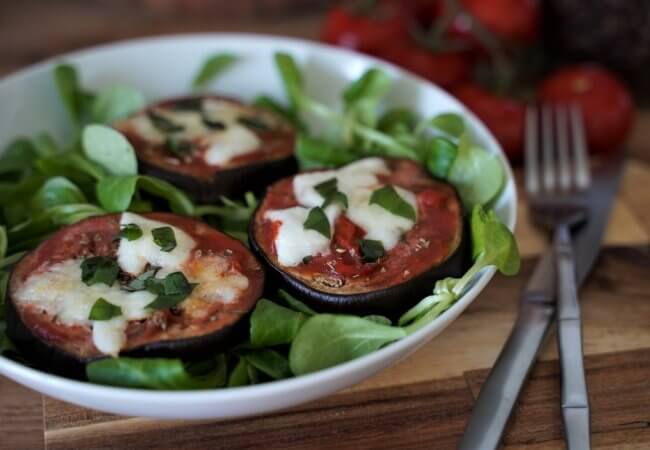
164, 136, 194, 158
237, 116, 270, 131
80, 256, 119, 287
314, 178, 337, 198
124, 268, 158, 292
303, 207, 330, 238
89, 298, 122, 321
145, 271, 197, 310
302, 255, 313, 264
119, 223, 143, 241
369, 185, 416, 221
151, 226, 176, 252
322, 191, 348, 209
359, 239, 385, 262
202, 117, 226, 130
171, 98, 203, 111
147, 111, 184, 133
314, 178, 348, 209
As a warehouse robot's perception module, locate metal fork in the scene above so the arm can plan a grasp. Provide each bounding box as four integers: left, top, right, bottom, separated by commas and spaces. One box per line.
525, 104, 592, 450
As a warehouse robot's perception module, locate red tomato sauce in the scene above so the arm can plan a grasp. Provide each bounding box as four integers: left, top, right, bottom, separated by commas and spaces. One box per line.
253, 158, 463, 294
9, 213, 264, 359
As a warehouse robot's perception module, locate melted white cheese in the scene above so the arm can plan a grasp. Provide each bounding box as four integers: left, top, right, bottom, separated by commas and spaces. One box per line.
13, 259, 155, 355
128, 99, 262, 166
265, 206, 340, 267
267, 157, 418, 266
14, 213, 250, 356
203, 126, 261, 166
117, 212, 195, 276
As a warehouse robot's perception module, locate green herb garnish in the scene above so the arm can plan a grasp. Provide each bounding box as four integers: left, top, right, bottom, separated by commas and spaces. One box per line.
88, 298, 122, 321
124, 268, 158, 291
171, 98, 203, 111
314, 178, 348, 209
119, 223, 143, 241
145, 271, 197, 310
369, 185, 416, 221
322, 191, 348, 209
202, 117, 226, 130
151, 226, 177, 252
314, 178, 337, 198
303, 207, 330, 238
80, 256, 119, 287
164, 136, 194, 158
359, 239, 385, 262
237, 116, 270, 131
147, 111, 184, 133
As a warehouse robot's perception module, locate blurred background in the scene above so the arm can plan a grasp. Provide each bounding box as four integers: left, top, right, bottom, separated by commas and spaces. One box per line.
1, 0, 648, 164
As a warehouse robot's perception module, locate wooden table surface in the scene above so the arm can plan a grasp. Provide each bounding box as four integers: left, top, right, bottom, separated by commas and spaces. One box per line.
1, 4, 650, 449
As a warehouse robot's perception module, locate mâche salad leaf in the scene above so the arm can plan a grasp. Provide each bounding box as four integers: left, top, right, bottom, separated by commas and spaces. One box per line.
96, 174, 194, 215
86, 356, 227, 390
281, 204, 519, 375
91, 85, 146, 124
273, 53, 506, 207
0, 55, 519, 391
192, 53, 238, 90
82, 124, 138, 176
54, 64, 93, 124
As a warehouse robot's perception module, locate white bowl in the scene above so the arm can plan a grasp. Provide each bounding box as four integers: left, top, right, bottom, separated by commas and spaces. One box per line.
0, 34, 516, 419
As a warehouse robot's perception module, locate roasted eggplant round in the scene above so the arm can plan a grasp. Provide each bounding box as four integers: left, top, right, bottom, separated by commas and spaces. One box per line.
114, 95, 297, 202
6, 212, 264, 377
249, 157, 468, 317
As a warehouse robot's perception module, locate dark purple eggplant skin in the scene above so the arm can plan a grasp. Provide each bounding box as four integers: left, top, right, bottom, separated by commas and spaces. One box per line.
249, 215, 470, 319
139, 155, 297, 203
5, 286, 249, 380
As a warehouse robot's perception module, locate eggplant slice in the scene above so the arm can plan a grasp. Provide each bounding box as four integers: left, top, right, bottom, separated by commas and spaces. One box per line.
6, 212, 264, 377
250, 157, 468, 317
114, 95, 297, 202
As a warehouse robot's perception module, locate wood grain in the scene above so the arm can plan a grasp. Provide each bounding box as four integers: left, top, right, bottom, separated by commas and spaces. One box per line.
0, 376, 44, 450
40, 246, 650, 449
45, 377, 474, 450
41, 349, 650, 450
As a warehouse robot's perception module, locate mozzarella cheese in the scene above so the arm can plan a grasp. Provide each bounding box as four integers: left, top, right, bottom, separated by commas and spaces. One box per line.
117, 212, 195, 276
265, 206, 339, 267
14, 213, 250, 356
128, 99, 262, 166
266, 157, 418, 266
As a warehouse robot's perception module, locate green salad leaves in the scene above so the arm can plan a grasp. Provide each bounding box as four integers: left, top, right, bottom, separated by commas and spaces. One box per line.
0, 53, 520, 391
274, 52, 505, 208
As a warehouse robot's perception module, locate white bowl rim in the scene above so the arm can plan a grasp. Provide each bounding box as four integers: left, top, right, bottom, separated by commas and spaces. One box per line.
0, 32, 517, 408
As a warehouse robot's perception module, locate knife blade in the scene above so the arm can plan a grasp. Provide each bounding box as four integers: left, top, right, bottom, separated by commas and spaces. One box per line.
458, 154, 625, 450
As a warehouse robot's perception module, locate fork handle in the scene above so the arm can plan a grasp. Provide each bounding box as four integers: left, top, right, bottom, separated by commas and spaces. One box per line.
554, 224, 591, 450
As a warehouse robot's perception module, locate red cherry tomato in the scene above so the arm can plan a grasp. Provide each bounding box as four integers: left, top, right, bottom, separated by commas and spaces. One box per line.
320, 5, 407, 55
538, 65, 634, 154
462, 0, 540, 43
452, 83, 526, 161
380, 41, 472, 89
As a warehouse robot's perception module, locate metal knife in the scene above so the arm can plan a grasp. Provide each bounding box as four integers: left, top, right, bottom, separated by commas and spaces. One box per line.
458, 154, 625, 450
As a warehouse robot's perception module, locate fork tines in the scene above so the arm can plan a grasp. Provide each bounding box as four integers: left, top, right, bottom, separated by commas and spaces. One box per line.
525, 104, 591, 196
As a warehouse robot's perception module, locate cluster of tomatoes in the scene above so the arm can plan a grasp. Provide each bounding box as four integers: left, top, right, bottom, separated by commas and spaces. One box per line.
321, 0, 634, 161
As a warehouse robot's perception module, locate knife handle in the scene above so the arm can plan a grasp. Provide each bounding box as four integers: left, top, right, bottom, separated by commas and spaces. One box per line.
555, 224, 591, 450
458, 299, 554, 450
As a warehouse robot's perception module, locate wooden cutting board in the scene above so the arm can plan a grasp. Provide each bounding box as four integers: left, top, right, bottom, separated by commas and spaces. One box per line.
31, 161, 650, 450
